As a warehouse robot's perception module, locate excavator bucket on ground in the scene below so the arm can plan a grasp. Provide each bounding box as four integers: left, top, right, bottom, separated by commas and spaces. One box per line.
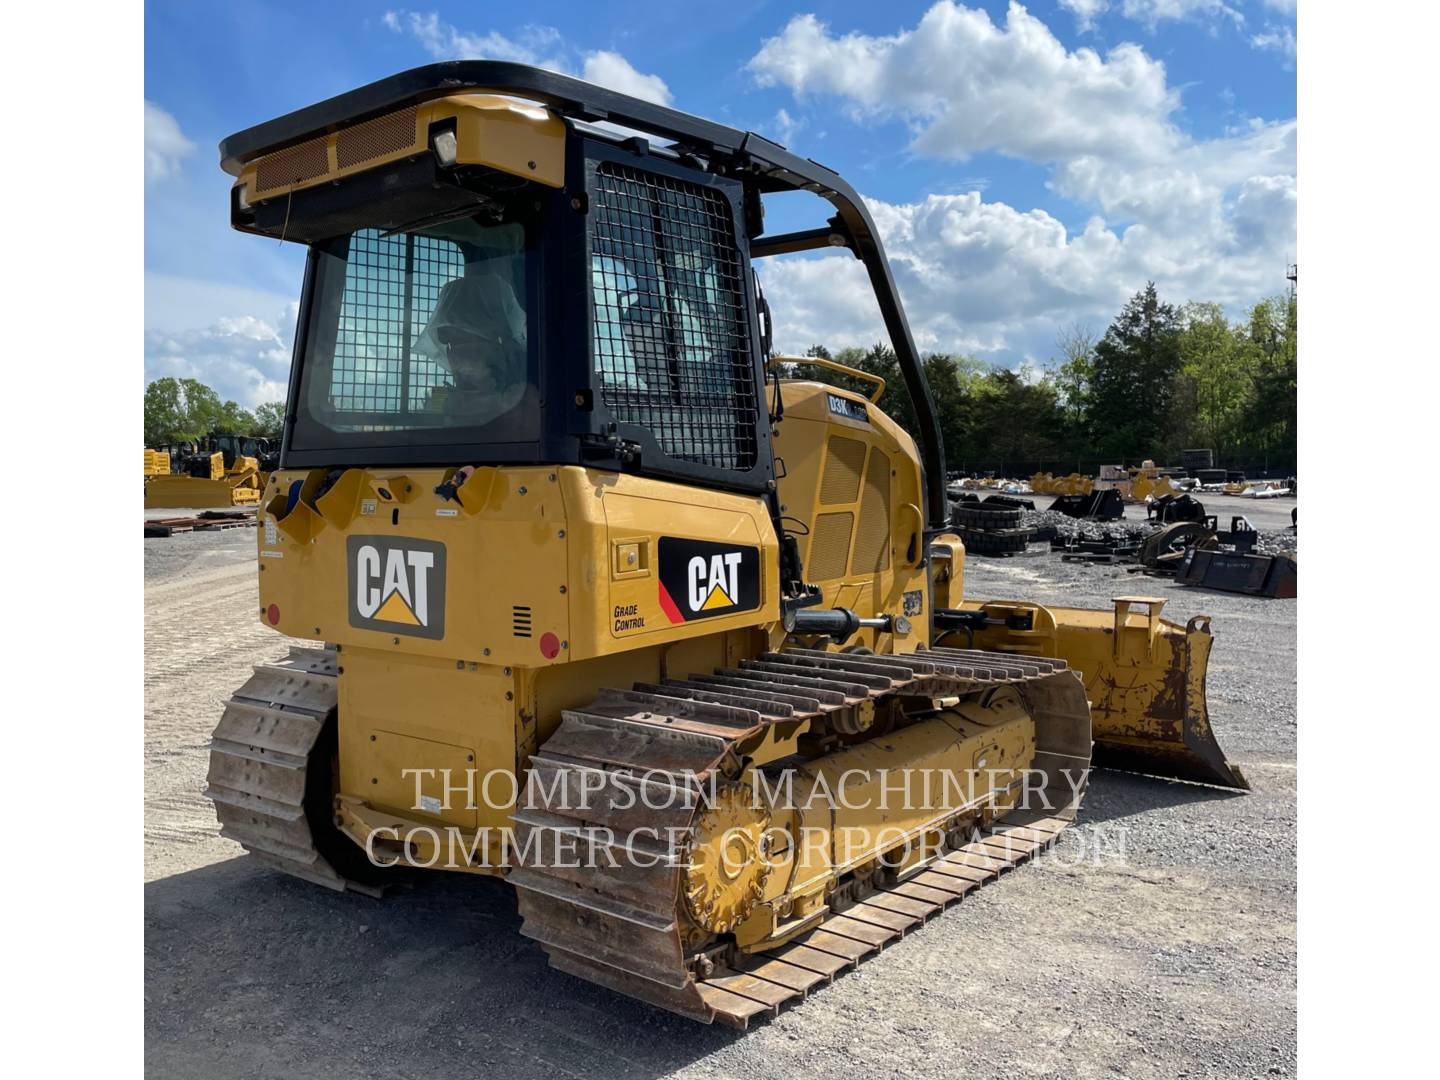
964, 595, 1247, 789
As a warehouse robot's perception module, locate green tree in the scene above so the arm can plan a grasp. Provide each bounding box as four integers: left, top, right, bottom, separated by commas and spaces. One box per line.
1087, 283, 1183, 461
754, 279, 1294, 474
1046, 322, 1097, 463
923, 352, 986, 465
212, 399, 258, 434
253, 401, 286, 439
1176, 302, 1253, 457
144, 377, 270, 445
177, 379, 225, 435
1240, 294, 1297, 460
144, 377, 189, 446
1050, 322, 1095, 420
967, 367, 1063, 464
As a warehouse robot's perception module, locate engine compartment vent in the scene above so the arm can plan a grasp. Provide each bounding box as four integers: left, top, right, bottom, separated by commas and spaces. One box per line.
820, 436, 867, 505
512, 606, 533, 638
852, 450, 892, 573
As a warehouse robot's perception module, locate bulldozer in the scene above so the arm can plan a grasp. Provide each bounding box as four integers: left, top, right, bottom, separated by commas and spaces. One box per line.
143, 434, 267, 509
205, 62, 1247, 1028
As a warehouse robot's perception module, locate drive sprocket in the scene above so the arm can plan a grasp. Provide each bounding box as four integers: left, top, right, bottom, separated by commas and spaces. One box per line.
683, 784, 773, 933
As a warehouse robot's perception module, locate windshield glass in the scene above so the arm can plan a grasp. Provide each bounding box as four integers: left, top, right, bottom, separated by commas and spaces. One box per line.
290, 216, 538, 454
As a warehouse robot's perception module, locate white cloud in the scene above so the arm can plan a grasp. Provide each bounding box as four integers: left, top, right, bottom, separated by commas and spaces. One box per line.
382, 10, 565, 67
1058, 0, 1109, 30
382, 10, 670, 104
581, 51, 673, 106
1062, 0, 1303, 51
770, 107, 804, 145
145, 101, 196, 182
145, 272, 296, 334
1251, 23, 1297, 63
1061, 0, 1260, 30
1052, 116, 1296, 228
762, 182, 1291, 363
748, 2, 1296, 364
1117, 1, 1243, 29
750, 4, 1181, 166
144, 300, 297, 407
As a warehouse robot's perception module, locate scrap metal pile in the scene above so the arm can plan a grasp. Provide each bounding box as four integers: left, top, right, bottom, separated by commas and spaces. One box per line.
949, 492, 1297, 598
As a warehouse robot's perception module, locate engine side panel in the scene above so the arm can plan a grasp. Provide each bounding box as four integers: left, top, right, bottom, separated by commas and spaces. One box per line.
772, 380, 928, 651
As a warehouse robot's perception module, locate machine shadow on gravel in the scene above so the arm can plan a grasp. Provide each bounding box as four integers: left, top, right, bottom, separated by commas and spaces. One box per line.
1077, 769, 1247, 826
144, 859, 744, 1077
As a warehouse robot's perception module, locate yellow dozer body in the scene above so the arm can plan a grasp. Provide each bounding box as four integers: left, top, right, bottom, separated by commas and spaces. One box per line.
1126, 468, 1181, 503
1044, 472, 1094, 496
204, 63, 1246, 1029
144, 452, 262, 509
143, 448, 171, 478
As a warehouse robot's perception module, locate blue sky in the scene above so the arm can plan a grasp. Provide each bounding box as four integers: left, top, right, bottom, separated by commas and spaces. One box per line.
144, 0, 1297, 406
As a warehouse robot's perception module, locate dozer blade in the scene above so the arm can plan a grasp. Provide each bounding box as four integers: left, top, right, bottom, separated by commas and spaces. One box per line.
963, 595, 1248, 790
144, 475, 260, 509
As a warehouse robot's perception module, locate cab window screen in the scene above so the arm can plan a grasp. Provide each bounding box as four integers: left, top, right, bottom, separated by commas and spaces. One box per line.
291, 217, 538, 451
590, 164, 758, 471
328, 230, 466, 414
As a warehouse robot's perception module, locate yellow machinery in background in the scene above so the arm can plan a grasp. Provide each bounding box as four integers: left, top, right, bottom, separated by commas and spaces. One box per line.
144, 450, 262, 508
143, 449, 171, 478
204, 63, 1247, 1028
1116, 461, 1181, 503
1130, 472, 1181, 502
1032, 471, 1094, 496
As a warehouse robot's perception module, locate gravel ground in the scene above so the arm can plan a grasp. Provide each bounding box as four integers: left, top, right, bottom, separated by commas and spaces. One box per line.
145, 508, 1296, 1080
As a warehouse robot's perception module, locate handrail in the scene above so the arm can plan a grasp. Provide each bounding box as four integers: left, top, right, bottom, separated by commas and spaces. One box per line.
768, 355, 886, 403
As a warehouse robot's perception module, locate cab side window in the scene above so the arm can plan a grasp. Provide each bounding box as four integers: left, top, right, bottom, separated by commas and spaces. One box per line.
589, 164, 758, 471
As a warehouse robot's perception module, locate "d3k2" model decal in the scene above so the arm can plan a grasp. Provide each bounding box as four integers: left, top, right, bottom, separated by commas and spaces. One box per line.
656, 536, 760, 623
347, 536, 447, 640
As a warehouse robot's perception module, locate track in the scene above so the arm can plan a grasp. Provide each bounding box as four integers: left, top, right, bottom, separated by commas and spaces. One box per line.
511, 647, 1092, 1028
205, 644, 1091, 1026
204, 647, 382, 896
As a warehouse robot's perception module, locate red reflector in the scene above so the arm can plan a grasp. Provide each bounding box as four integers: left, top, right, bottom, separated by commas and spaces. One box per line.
266, 604, 280, 626
539, 632, 560, 659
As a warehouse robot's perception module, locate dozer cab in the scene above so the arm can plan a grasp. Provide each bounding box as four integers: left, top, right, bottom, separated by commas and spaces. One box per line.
206, 62, 1246, 1028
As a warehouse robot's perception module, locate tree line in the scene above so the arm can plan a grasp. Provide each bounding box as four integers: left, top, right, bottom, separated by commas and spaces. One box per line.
802, 282, 1297, 473
144, 377, 285, 447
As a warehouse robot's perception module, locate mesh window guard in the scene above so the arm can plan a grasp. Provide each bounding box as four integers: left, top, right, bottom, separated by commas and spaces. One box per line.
329, 229, 464, 418
590, 164, 759, 471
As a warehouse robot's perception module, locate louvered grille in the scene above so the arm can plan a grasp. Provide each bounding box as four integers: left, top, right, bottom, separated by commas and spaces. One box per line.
851, 450, 891, 573
820, 436, 867, 505
807, 512, 854, 581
